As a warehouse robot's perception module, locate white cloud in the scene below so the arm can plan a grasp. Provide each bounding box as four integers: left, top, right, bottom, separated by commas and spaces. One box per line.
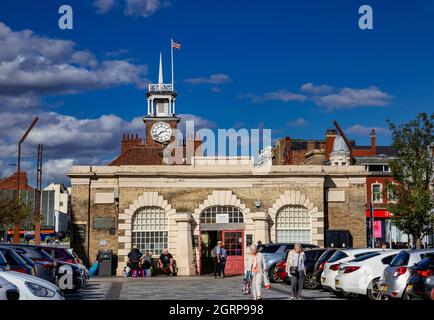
0, 22, 148, 98
93, 0, 116, 14
300, 83, 333, 95
42, 159, 75, 184
239, 90, 307, 104
124, 0, 169, 17
184, 74, 232, 85
287, 118, 309, 127
346, 124, 388, 136
313, 87, 392, 110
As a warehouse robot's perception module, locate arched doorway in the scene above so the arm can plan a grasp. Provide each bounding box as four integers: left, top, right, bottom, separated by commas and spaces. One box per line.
199, 205, 245, 275
132, 206, 168, 255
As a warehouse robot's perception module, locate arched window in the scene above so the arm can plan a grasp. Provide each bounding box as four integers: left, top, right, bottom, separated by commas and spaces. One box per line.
276, 205, 311, 243
132, 206, 168, 255
200, 206, 244, 224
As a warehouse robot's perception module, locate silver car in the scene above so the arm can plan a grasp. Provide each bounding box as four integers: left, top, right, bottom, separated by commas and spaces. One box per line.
380, 249, 434, 299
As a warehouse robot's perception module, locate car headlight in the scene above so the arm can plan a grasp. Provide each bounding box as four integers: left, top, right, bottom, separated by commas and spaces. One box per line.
25, 282, 56, 298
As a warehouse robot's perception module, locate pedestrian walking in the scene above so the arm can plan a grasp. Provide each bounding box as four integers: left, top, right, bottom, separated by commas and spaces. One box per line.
244, 244, 270, 300
211, 241, 222, 278
286, 243, 306, 299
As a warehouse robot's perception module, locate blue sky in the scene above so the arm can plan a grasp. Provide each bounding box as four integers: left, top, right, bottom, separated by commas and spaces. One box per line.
0, 0, 433, 184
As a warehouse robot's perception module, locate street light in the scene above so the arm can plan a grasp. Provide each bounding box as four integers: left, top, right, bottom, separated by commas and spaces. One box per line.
13, 117, 39, 244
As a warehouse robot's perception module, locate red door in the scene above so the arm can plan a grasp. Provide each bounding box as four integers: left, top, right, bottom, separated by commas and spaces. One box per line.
222, 230, 244, 275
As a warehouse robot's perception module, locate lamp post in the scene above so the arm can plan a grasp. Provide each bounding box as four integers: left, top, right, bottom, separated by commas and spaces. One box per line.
13, 117, 39, 244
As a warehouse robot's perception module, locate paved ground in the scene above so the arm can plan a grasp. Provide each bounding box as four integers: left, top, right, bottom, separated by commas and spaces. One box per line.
65, 275, 350, 300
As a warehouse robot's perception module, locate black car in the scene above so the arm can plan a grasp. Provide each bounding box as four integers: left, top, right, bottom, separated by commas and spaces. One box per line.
0, 246, 35, 276
406, 257, 434, 300
1, 244, 84, 293
0, 251, 10, 271
313, 248, 338, 287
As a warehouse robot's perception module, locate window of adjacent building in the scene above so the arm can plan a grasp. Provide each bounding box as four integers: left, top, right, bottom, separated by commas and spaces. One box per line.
200, 206, 244, 224
132, 206, 168, 255
387, 183, 398, 203
372, 183, 383, 203
276, 205, 311, 243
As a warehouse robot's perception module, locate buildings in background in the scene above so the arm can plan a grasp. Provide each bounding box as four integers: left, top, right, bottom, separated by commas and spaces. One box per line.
0, 172, 70, 241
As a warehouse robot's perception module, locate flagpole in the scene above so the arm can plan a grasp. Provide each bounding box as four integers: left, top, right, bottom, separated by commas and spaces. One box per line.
171, 38, 174, 90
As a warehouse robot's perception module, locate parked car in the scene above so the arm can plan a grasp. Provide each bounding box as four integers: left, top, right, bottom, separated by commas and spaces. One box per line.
0, 274, 19, 300
2, 244, 85, 292
335, 250, 399, 300
321, 248, 382, 296
404, 257, 434, 300
258, 243, 319, 282
274, 248, 327, 289
0, 271, 64, 300
313, 248, 338, 287
0, 246, 35, 276
1, 244, 56, 282
0, 250, 10, 271
380, 249, 434, 300
41, 246, 89, 280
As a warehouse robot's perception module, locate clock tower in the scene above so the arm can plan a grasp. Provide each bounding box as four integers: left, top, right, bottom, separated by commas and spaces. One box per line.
144, 53, 180, 147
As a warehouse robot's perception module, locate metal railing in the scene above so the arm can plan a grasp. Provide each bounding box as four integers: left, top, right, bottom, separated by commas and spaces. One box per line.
148, 83, 173, 92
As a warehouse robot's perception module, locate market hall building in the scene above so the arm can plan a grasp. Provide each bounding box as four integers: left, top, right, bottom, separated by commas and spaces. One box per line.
68, 56, 368, 276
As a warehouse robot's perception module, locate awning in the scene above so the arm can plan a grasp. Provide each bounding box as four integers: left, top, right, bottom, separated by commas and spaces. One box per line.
365, 209, 393, 219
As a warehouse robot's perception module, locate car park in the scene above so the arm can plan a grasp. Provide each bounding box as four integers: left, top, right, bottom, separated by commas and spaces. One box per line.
274, 248, 327, 289
1, 244, 56, 282
0, 246, 35, 276
404, 256, 434, 300
334, 250, 399, 300
380, 249, 434, 299
258, 243, 319, 282
0, 271, 64, 300
321, 248, 382, 296
313, 248, 338, 287
41, 246, 89, 280
1, 244, 86, 292
0, 274, 20, 300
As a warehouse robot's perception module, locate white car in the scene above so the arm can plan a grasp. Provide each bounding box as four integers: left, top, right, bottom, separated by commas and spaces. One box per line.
0, 274, 20, 300
321, 248, 382, 295
0, 271, 64, 300
335, 250, 400, 300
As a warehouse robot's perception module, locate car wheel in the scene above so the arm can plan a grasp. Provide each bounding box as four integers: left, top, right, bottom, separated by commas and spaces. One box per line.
367, 279, 385, 301
269, 267, 283, 283
303, 274, 318, 290
401, 291, 411, 300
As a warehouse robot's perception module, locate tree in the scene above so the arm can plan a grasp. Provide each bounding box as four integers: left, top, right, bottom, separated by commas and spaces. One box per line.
387, 113, 434, 249
0, 192, 33, 242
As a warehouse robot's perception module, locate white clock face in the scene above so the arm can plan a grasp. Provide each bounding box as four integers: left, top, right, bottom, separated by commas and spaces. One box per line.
151, 122, 173, 143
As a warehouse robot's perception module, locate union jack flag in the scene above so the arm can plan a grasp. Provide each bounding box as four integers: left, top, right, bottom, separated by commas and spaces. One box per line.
171, 40, 181, 49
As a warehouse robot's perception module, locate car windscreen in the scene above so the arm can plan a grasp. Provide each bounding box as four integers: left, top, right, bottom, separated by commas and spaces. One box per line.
327, 251, 348, 263
390, 251, 410, 267
350, 252, 381, 262
0, 251, 8, 267
260, 245, 280, 254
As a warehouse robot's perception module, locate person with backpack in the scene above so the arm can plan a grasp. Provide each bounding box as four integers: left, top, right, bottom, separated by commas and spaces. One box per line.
286, 243, 306, 299
211, 241, 222, 278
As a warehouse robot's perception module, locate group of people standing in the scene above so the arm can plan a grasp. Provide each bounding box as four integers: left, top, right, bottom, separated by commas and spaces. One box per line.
126, 246, 175, 277
244, 243, 306, 300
